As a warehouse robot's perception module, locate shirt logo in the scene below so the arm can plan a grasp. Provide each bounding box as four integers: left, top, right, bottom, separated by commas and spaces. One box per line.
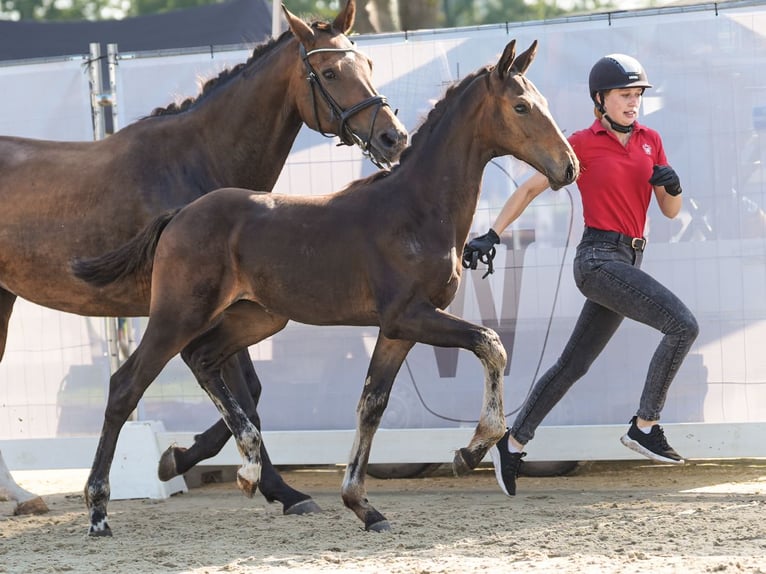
642, 143, 652, 155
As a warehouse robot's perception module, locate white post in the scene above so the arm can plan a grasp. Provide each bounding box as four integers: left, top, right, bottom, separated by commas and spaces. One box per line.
88, 43, 131, 415
88, 43, 106, 141
272, 0, 281, 38
107, 43, 119, 134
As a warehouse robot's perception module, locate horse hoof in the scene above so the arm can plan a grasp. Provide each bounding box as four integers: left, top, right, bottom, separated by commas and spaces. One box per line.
452, 448, 473, 476
284, 498, 322, 515
158, 446, 185, 481
366, 519, 391, 533
88, 525, 113, 537
236, 472, 259, 498
13, 496, 49, 515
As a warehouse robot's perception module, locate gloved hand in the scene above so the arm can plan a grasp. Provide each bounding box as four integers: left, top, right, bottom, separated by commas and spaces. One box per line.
462, 228, 500, 278
649, 164, 682, 196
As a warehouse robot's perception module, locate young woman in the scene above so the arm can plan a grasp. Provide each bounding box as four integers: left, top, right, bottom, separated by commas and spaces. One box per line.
463, 54, 699, 496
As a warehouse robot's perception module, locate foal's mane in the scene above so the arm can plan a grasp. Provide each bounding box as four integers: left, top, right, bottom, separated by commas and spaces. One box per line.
339, 66, 492, 194
148, 20, 336, 117
398, 66, 491, 166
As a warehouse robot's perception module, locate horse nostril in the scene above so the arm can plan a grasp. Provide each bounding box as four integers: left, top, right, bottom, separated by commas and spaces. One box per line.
566, 162, 576, 183
380, 128, 406, 150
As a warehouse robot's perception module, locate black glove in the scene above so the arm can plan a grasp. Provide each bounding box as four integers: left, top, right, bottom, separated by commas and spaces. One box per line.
649, 164, 682, 196
462, 228, 500, 278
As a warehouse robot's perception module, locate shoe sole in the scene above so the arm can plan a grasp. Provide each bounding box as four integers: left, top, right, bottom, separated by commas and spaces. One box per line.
620, 434, 685, 465
488, 446, 512, 496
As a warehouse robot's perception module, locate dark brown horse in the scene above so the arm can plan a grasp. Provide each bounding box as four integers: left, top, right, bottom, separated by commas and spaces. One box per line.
73, 39, 578, 534
0, 0, 406, 519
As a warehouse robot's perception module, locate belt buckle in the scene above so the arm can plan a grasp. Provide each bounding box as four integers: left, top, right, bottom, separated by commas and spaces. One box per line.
631, 237, 646, 251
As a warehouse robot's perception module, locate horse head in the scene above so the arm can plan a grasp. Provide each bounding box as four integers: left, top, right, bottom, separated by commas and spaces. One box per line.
486, 39, 579, 189
284, 0, 408, 167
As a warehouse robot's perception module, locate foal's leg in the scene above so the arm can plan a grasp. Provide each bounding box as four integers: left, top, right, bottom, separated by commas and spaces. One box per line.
342, 334, 414, 532
381, 305, 507, 474
159, 347, 320, 514
85, 330, 187, 536
178, 305, 299, 503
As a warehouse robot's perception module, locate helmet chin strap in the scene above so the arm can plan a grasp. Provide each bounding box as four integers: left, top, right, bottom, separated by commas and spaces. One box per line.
604, 114, 634, 134
596, 92, 634, 134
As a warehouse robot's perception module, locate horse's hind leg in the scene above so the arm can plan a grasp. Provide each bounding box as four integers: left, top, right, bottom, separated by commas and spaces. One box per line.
342, 334, 414, 532
86, 332, 186, 536
160, 347, 320, 514
180, 304, 292, 501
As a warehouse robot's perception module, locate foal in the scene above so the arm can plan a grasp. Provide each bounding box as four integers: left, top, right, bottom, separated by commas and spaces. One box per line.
73, 39, 578, 533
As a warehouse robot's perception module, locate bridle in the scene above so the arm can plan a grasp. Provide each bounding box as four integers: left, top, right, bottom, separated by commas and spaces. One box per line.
300, 44, 393, 169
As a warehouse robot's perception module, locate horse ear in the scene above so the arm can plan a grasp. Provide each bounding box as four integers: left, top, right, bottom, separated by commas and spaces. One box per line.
495, 39, 517, 80
510, 40, 538, 76
282, 3, 316, 45
332, 0, 356, 34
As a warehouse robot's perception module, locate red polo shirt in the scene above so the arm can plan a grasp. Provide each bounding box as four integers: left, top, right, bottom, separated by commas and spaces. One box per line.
569, 119, 668, 238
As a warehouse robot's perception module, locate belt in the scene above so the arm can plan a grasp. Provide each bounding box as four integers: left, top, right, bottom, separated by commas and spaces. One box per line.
583, 227, 647, 252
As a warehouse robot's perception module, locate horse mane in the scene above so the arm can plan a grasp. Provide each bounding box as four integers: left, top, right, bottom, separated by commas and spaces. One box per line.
394, 65, 492, 167
337, 65, 493, 193
148, 20, 336, 117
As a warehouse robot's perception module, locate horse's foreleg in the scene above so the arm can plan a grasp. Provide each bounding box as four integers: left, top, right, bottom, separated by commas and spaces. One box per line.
452, 326, 507, 475
342, 334, 414, 532
381, 307, 507, 475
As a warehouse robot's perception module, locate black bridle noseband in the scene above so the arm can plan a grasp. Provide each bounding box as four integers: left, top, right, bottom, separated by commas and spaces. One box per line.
301, 44, 393, 169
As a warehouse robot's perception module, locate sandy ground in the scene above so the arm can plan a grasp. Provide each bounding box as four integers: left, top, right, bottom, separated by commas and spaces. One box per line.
1, 460, 765, 574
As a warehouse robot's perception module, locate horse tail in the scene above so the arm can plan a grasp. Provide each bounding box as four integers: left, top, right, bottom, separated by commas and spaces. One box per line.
71, 209, 180, 288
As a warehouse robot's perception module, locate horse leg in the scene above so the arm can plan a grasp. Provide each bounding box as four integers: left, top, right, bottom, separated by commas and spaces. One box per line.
0, 289, 48, 515
85, 342, 180, 536
0, 287, 17, 361
341, 333, 414, 532
380, 306, 507, 474
160, 347, 320, 514
179, 305, 295, 502
86, 299, 222, 536
0, 450, 49, 515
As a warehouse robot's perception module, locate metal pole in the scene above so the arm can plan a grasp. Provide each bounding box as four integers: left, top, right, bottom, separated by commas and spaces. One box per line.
107, 43, 119, 134
89, 43, 131, 415
88, 43, 106, 141
272, 0, 281, 38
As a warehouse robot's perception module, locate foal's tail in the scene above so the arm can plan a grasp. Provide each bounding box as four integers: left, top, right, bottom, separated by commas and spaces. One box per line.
71, 209, 180, 288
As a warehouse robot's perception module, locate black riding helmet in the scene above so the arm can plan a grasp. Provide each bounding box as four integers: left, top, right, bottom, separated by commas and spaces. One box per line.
589, 54, 652, 133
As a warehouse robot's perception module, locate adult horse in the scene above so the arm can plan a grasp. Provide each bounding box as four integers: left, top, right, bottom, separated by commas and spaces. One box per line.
0, 0, 407, 518
73, 38, 578, 534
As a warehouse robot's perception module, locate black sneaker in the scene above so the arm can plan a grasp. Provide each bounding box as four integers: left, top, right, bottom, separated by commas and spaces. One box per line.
489, 428, 526, 496
620, 416, 685, 464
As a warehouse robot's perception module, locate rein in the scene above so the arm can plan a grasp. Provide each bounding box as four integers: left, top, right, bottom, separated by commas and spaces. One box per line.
301, 45, 391, 169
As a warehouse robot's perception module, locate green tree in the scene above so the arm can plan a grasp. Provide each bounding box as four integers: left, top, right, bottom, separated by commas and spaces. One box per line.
1, 0, 618, 25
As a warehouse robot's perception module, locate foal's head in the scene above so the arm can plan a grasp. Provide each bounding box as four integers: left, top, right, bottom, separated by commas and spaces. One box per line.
284, 0, 408, 166
482, 40, 579, 189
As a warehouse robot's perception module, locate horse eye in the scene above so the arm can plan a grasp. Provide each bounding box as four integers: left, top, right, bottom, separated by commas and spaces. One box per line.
322, 70, 337, 80
514, 103, 528, 114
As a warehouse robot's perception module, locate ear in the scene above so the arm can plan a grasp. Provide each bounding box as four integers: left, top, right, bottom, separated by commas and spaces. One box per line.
283, 3, 315, 46
332, 0, 356, 35
510, 40, 538, 76
495, 39, 516, 80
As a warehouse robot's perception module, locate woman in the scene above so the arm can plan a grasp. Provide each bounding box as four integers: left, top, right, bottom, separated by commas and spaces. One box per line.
463, 54, 699, 496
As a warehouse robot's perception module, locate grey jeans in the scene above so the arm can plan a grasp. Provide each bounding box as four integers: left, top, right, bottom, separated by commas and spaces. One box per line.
510, 227, 699, 445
